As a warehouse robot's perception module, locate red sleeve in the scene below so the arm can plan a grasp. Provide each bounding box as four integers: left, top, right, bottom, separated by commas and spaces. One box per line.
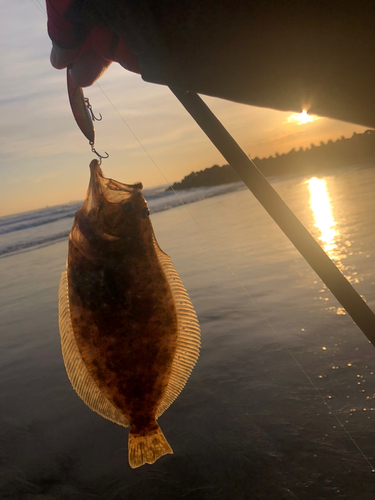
46, 0, 86, 49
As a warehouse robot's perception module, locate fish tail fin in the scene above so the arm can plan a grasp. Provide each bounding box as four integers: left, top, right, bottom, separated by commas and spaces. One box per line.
128, 424, 173, 468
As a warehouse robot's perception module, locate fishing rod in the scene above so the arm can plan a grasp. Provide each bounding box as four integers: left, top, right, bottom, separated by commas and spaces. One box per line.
170, 87, 375, 347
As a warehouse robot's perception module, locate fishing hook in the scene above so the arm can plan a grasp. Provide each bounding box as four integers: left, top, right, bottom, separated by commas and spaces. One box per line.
84, 98, 102, 121
90, 142, 109, 165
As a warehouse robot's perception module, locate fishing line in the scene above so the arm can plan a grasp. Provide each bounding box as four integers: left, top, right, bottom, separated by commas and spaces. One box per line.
29, 0, 46, 16
35, 0, 46, 14
29, 0, 375, 472
97, 82, 375, 472
96, 82, 194, 210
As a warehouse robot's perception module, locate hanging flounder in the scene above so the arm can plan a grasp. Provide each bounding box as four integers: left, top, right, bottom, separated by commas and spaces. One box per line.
58, 160, 200, 468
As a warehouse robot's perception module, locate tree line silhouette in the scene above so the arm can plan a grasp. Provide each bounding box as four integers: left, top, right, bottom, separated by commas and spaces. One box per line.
167, 129, 375, 190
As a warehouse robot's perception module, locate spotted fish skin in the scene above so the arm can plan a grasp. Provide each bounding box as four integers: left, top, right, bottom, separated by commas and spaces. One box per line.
59, 160, 200, 468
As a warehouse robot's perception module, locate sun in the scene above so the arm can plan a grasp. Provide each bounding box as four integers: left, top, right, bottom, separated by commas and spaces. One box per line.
285, 109, 320, 125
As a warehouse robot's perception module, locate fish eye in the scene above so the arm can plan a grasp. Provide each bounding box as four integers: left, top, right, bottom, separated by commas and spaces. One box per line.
141, 207, 150, 218
122, 202, 134, 212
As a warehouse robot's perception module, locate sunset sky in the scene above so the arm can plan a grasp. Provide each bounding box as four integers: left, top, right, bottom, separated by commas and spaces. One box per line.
0, 0, 369, 217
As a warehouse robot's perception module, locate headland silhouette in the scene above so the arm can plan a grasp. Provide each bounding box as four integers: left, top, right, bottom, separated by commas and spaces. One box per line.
167, 130, 375, 190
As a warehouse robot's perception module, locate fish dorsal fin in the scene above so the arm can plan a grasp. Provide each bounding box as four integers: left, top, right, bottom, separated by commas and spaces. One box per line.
152, 236, 201, 419
58, 270, 129, 427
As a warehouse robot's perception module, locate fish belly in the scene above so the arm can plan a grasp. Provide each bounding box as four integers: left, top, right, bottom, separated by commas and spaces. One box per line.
67, 239, 179, 433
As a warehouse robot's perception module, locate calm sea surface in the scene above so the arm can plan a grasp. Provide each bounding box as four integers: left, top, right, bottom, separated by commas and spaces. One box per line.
1, 164, 375, 499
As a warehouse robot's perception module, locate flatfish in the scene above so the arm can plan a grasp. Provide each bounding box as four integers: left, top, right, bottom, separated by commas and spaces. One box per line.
58, 160, 200, 468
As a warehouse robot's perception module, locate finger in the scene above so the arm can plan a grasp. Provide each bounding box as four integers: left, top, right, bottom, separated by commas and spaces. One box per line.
50, 43, 81, 70
69, 49, 112, 87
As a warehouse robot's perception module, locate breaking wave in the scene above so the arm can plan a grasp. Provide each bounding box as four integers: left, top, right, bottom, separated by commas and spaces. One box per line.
0, 182, 244, 257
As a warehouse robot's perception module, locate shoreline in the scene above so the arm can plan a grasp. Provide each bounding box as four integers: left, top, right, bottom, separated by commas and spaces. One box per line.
168, 130, 375, 191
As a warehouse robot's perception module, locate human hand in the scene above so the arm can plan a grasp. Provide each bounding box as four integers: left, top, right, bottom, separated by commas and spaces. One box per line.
50, 42, 112, 87
46, 0, 138, 87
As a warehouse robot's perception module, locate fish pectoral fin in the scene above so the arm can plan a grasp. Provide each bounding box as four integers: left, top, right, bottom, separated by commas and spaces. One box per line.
58, 270, 129, 428
128, 424, 173, 468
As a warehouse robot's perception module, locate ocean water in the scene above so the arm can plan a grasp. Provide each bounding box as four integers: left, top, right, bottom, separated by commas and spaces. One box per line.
1, 164, 375, 499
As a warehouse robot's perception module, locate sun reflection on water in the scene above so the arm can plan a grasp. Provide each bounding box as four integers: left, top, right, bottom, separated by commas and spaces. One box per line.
307, 177, 338, 257
306, 177, 358, 313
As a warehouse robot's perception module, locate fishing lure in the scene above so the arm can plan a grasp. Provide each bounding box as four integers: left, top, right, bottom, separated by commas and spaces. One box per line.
67, 69, 109, 163
58, 160, 200, 468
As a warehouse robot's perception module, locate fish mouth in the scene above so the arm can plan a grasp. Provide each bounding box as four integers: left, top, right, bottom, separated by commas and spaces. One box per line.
84, 160, 143, 213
